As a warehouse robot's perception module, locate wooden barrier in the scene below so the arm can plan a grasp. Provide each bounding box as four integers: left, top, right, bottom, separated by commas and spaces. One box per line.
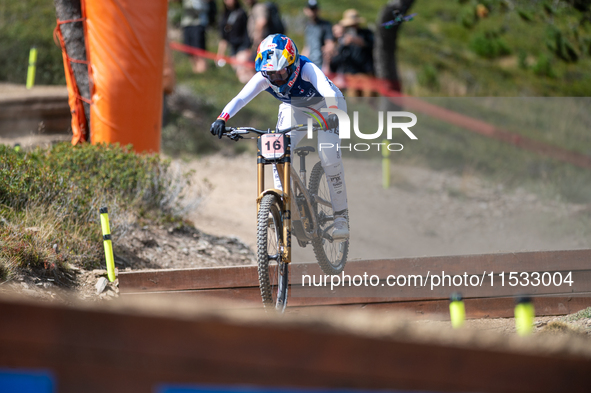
0, 87, 70, 135
119, 249, 591, 318
1, 295, 591, 393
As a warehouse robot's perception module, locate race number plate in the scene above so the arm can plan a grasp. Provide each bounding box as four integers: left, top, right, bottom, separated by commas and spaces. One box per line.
260, 133, 286, 160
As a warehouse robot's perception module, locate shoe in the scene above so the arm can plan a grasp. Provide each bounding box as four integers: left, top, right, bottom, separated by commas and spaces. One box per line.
332, 217, 349, 240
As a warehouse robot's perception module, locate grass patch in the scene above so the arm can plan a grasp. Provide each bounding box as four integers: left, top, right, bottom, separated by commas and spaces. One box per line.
533, 53, 557, 78
2, 0, 591, 96
540, 321, 576, 334
0, 0, 65, 85
565, 307, 591, 322
540, 321, 586, 336
418, 64, 440, 90
469, 31, 511, 59
0, 143, 192, 282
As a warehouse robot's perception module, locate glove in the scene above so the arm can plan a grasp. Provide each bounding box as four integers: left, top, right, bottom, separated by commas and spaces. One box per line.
210, 119, 226, 139
326, 113, 339, 130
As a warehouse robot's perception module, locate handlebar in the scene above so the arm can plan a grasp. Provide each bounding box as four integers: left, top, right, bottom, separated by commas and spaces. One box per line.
222, 124, 324, 141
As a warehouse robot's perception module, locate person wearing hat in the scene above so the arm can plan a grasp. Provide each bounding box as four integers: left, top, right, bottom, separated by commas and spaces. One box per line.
302, 0, 334, 72
330, 9, 375, 96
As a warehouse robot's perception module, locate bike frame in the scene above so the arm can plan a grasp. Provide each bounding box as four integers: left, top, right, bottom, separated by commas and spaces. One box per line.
223, 123, 346, 310
290, 162, 333, 242
225, 124, 327, 265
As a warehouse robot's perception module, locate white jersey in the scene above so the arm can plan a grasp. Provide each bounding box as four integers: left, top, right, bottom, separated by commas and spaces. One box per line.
218, 61, 343, 121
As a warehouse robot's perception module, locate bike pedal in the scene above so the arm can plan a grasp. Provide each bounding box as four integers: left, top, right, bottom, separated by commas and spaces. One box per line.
297, 239, 308, 248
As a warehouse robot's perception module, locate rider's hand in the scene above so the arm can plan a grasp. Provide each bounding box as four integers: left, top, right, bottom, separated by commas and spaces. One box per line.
210, 119, 226, 139
326, 114, 339, 131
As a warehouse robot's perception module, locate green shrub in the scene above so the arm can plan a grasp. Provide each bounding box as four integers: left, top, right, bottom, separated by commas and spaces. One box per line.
0, 142, 191, 275
458, 6, 476, 28
470, 31, 511, 59
545, 25, 579, 62
565, 307, 591, 321
516, 8, 535, 22
418, 64, 440, 91
0, 143, 187, 214
533, 53, 556, 77
542, 1, 555, 16
579, 37, 591, 56
518, 50, 529, 69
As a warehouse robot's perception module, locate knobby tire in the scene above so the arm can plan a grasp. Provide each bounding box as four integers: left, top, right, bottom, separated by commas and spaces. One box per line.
308, 161, 349, 275
257, 194, 288, 311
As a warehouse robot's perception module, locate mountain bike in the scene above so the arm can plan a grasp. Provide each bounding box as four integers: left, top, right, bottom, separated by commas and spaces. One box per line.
223, 124, 349, 311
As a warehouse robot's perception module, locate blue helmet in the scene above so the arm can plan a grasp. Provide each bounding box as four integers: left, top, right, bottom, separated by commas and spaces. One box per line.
255, 34, 300, 97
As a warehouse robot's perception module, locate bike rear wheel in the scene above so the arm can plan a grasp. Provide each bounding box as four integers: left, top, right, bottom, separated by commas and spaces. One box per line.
308, 162, 348, 275
257, 194, 288, 311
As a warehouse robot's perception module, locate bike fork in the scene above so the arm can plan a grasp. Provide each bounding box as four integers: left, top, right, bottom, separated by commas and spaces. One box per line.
276, 262, 289, 311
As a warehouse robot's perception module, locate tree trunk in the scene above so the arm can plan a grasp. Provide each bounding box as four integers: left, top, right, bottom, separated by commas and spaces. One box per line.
374, 0, 415, 93
54, 0, 90, 140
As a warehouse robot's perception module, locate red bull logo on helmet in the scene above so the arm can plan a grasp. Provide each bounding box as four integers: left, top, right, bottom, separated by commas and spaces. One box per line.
282, 39, 296, 65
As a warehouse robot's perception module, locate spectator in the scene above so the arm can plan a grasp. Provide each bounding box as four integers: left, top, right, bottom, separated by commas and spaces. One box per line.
330, 9, 374, 75
332, 22, 344, 45
217, 0, 254, 83
244, 0, 286, 50
302, 0, 334, 72
181, 0, 212, 73
329, 9, 375, 96
245, 0, 268, 49
328, 22, 347, 89
207, 0, 218, 28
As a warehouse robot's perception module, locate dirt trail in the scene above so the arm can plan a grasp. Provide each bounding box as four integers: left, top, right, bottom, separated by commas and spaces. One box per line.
187, 153, 591, 262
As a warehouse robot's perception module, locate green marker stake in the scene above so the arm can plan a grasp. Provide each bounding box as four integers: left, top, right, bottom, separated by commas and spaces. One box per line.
26, 47, 38, 89
382, 139, 390, 189
99, 207, 116, 282
449, 292, 465, 328
515, 296, 535, 336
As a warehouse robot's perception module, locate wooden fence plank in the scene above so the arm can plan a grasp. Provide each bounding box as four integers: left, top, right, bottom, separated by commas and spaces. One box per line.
1, 296, 591, 393
119, 249, 591, 293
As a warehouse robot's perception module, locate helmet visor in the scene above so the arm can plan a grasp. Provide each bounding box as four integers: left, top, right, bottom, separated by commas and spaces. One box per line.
264, 68, 290, 86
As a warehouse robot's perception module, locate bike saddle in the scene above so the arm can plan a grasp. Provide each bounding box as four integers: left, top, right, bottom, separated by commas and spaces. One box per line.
293, 146, 316, 156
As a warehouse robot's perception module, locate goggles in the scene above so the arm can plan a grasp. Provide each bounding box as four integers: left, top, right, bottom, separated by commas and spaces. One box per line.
264, 68, 290, 85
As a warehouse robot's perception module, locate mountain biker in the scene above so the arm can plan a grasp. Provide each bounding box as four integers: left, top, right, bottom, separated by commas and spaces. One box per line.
210, 34, 349, 239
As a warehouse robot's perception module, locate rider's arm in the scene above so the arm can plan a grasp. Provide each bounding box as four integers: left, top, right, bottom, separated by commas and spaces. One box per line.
300, 61, 342, 109
217, 72, 270, 120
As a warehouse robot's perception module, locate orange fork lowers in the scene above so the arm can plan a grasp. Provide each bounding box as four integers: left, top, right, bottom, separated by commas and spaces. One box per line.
282, 149, 292, 263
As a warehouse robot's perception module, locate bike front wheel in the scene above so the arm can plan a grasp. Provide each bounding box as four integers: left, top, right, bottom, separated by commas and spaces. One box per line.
308, 162, 349, 275
257, 193, 288, 311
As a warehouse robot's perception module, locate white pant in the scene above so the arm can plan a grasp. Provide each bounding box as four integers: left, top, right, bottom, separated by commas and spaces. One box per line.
273, 101, 348, 213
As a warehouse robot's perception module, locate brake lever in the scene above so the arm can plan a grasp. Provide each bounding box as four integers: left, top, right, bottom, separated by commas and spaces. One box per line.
227, 132, 243, 141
